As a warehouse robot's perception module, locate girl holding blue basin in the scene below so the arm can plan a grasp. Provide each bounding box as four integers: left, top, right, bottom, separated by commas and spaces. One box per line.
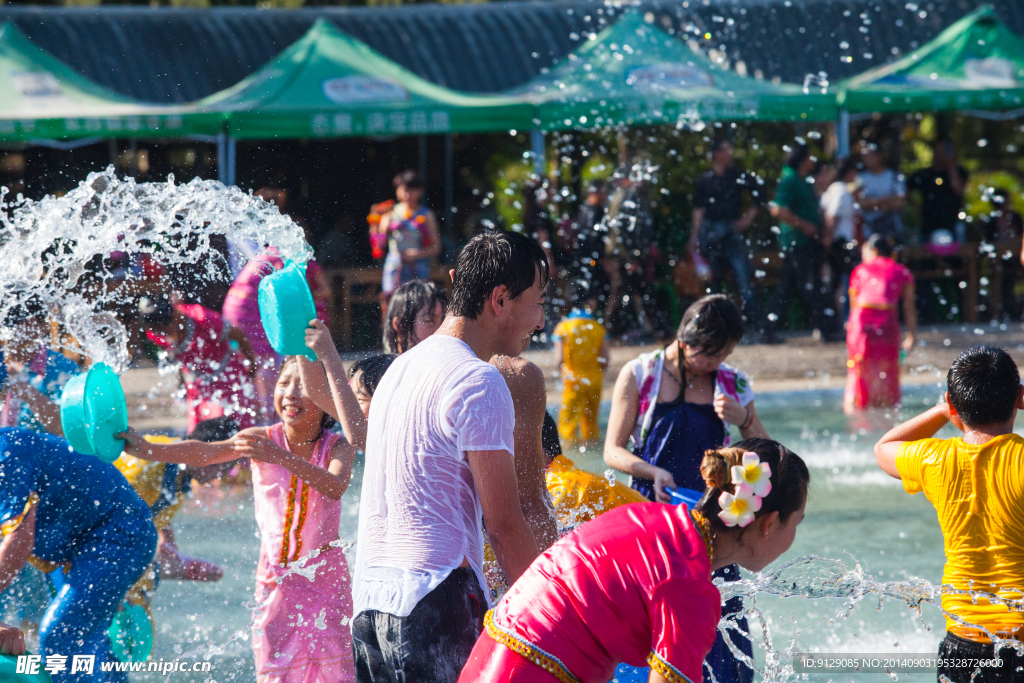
604, 295, 771, 683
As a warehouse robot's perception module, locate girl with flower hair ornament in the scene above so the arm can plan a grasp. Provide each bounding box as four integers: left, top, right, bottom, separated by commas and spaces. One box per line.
458, 438, 809, 683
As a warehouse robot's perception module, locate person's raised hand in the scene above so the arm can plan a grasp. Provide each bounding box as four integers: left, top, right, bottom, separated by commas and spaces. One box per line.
714, 394, 748, 426
233, 432, 287, 465
0, 622, 25, 655
652, 468, 678, 504
304, 319, 338, 363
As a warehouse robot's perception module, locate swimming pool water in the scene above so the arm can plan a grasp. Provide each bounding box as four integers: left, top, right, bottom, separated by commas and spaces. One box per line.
145, 384, 962, 681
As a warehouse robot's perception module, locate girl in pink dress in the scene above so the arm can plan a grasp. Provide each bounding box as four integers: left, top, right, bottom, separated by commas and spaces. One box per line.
459, 439, 809, 683
845, 234, 917, 411
121, 357, 358, 683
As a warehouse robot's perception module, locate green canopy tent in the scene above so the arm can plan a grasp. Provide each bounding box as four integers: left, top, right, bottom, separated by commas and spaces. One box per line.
837, 6, 1024, 115
0, 22, 219, 142
504, 9, 837, 133
194, 17, 535, 140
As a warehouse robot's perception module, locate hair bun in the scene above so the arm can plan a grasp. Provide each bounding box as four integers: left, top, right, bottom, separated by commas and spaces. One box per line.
700, 450, 731, 490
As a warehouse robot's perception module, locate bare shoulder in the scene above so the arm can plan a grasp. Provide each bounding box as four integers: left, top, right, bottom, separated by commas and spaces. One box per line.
490, 356, 544, 394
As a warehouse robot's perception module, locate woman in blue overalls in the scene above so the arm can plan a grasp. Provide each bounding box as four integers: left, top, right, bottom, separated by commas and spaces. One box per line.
605, 294, 770, 683
0, 428, 156, 683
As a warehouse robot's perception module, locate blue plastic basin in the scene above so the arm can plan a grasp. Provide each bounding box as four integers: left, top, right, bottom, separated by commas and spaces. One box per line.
258, 260, 317, 361
58, 363, 127, 463
0, 653, 53, 682
667, 487, 703, 508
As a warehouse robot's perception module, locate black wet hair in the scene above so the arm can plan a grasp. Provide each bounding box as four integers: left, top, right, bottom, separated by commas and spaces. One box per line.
4, 296, 45, 327
394, 170, 424, 191
278, 356, 337, 431
347, 354, 397, 398
384, 280, 447, 354
786, 143, 811, 170
864, 233, 894, 258
542, 411, 562, 465
696, 438, 810, 534
448, 230, 549, 320
139, 295, 173, 328
947, 345, 1020, 427
676, 294, 744, 356
188, 417, 239, 443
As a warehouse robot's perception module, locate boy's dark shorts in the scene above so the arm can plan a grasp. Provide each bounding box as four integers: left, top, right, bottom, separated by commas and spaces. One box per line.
938, 631, 1024, 683
352, 567, 486, 683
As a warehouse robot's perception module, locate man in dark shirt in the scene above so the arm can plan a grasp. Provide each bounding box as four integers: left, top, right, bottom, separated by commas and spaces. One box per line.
907, 140, 967, 238
689, 140, 764, 334
765, 144, 842, 343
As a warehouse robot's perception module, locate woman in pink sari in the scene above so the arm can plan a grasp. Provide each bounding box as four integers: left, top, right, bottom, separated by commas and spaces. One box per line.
845, 234, 917, 411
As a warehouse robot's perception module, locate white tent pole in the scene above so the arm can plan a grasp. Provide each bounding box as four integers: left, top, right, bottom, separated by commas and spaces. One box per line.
217, 130, 227, 184
531, 128, 546, 176
837, 109, 851, 157
227, 136, 237, 187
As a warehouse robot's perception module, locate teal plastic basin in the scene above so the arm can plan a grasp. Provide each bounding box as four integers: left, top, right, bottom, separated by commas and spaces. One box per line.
0, 653, 53, 682
107, 603, 153, 663
258, 260, 317, 361
58, 363, 128, 463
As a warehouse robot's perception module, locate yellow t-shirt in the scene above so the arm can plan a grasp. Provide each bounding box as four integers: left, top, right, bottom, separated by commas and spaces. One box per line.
553, 314, 606, 381
896, 434, 1024, 638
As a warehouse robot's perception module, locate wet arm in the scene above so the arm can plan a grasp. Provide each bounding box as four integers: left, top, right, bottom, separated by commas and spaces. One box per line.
690, 208, 705, 248
302, 321, 367, 450
604, 365, 666, 482
121, 430, 245, 466
469, 449, 540, 585
0, 504, 34, 595
874, 404, 950, 478
739, 400, 770, 440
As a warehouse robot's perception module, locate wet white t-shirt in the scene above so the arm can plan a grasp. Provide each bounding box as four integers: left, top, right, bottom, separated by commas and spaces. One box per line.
352, 334, 515, 617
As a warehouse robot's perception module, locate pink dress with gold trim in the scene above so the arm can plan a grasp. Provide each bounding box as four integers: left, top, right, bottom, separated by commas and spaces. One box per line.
251, 423, 355, 683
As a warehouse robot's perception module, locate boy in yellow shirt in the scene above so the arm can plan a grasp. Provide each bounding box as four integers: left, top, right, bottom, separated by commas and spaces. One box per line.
553, 290, 609, 447
875, 345, 1024, 682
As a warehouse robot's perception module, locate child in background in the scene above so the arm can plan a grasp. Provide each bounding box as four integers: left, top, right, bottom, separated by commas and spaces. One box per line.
347, 355, 397, 418
875, 345, 1024, 682
382, 280, 447, 355
122, 357, 358, 682
553, 288, 609, 447
140, 295, 260, 431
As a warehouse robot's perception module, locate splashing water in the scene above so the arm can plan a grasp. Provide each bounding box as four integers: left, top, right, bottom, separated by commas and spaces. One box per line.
710, 554, 1024, 682
0, 167, 311, 372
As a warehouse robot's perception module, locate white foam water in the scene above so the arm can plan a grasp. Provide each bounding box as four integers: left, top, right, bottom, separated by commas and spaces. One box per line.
0, 167, 311, 372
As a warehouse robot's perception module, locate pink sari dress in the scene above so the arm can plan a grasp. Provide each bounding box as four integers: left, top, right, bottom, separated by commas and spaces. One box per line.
845, 256, 913, 409
251, 423, 355, 683
223, 251, 285, 423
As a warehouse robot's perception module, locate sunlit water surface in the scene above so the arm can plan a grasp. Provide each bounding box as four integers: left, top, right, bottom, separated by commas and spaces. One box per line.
147, 383, 967, 681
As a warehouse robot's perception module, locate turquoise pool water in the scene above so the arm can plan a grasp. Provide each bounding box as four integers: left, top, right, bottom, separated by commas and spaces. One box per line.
141, 384, 962, 681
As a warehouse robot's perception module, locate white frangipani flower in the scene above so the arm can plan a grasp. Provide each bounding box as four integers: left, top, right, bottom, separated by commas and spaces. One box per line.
730, 451, 772, 497
717, 483, 762, 528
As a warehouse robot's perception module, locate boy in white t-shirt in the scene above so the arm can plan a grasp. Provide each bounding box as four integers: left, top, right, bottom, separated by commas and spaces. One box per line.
352, 230, 549, 683
821, 157, 860, 318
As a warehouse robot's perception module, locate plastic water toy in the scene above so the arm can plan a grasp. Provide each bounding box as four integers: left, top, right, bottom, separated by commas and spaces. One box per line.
258, 260, 317, 361
667, 487, 703, 507
59, 362, 128, 463
0, 653, 54, 681
107, 603, 153, 663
